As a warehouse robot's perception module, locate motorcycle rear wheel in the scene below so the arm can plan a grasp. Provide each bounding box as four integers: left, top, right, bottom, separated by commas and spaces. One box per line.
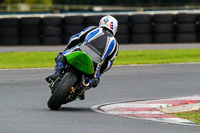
47, 72, 77, 110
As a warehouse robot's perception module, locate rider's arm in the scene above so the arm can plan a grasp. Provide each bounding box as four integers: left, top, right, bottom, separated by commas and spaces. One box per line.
64, 26, 97, 51
100, 41, 119, 75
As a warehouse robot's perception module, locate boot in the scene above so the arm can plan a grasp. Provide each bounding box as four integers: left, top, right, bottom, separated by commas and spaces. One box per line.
45, 62, 65, 83
45, 53, 67, 83
45, 72, 60, 83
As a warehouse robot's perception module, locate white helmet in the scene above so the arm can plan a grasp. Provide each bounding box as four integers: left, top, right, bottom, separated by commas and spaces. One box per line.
99, 15, 118, 35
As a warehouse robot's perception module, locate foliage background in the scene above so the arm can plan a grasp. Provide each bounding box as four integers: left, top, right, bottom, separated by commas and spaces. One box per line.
0, 0, 200, 6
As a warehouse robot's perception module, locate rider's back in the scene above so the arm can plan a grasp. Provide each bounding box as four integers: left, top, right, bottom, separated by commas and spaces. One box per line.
80, 27, 118, 64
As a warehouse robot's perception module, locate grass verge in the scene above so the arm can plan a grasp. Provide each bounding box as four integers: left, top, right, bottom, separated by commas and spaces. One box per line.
0, 49, 200, 69
171, 109, 200, 124
115, 49, 200, 65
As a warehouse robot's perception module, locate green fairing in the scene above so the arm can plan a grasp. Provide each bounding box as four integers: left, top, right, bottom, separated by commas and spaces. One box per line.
66, 51, 94, 75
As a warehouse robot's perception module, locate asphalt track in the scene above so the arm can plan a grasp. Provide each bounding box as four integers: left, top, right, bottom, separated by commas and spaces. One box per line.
1, 63, 200, 133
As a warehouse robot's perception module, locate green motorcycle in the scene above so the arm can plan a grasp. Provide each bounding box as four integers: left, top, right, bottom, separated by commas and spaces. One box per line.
47, 51, 96, 110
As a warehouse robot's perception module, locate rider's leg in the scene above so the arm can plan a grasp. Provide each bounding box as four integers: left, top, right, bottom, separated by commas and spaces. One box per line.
45, 53, 67, 83
45, 46, 82, 83
78, 76, 100, 100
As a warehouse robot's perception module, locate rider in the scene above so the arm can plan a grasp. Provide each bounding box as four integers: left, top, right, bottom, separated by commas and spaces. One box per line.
45, 15, 119, 99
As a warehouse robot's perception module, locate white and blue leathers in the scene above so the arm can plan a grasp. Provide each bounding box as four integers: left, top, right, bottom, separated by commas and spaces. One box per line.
63, 26, 119, 78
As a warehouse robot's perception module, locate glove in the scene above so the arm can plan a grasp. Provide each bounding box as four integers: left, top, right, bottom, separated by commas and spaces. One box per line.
87, 77, 100, 88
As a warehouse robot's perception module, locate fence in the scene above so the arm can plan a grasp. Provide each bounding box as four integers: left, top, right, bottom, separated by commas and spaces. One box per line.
0, 13, 200, 45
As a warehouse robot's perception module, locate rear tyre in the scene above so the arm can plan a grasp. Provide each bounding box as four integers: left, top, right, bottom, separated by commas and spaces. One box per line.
47, 72, 77, 110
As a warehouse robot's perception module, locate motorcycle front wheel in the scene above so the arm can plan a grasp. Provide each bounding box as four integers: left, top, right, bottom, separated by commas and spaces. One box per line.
47, 72, 77, 110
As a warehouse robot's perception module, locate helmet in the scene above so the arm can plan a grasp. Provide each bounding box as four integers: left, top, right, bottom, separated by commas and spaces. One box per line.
99, 15, 118, 35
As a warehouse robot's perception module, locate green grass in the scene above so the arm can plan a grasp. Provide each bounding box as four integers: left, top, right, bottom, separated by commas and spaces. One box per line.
115, 49, 200, 65
0, 52, 56, 68
0, 49, 200, 69
171, 109, 200, 124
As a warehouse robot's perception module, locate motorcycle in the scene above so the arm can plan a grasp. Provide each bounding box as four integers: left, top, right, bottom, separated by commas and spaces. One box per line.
47, 51, 97, 110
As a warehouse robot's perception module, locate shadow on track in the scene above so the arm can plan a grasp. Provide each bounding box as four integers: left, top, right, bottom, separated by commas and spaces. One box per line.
58, 107, 94, 112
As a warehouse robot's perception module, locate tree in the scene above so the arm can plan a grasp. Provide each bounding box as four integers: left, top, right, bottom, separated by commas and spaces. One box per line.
3, 0, 22, 4
3, 0, 52, 4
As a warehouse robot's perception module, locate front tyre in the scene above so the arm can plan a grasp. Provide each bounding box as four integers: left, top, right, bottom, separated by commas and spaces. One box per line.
47, 72, 77, 110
